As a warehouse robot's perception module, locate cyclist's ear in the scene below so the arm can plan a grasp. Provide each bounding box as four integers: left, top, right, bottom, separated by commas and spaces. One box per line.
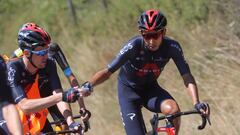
23, 50, 30, 57
162, 28, 167, 36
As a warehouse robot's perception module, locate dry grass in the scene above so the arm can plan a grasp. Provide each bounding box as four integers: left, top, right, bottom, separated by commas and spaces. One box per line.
1, 1, 240, 134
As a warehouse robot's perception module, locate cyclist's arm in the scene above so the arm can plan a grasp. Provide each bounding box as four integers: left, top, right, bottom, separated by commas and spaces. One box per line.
2, 104, 23, 135
89, 68, 112, 87
53, 89, 75, 125
47, 59, 76, 125
68, 74, 87, 109
49, 43, 87, 109
17, 93, 62, 114
171, 42, 200, 105
182, 73, 199, 105
89, 41, 137, 87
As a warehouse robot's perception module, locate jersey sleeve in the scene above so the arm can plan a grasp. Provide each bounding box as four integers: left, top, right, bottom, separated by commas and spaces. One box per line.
46, 59, 62, 91
107, 39, 138, 73
7, 62, 26, 103
170, 42, 191, 75
0, 57, 13, 103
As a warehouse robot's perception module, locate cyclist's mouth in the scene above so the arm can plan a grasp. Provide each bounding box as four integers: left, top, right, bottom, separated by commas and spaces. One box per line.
147, 45, 157, 50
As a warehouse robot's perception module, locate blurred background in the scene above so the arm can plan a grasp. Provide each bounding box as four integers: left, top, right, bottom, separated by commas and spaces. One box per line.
0, 0, 240, 134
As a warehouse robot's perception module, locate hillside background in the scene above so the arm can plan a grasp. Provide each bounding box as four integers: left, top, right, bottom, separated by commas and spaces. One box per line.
0, 0, 240, 135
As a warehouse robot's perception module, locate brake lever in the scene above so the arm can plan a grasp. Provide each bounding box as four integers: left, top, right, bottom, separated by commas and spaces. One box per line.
206, 116, 211, 125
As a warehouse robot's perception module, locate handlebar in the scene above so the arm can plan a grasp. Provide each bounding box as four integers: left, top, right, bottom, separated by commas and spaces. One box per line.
151, 110, 210, 130
50, 114, 90, 132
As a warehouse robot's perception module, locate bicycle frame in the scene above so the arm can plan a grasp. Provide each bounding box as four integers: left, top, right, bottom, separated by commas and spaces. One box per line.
149, 110, 208, 135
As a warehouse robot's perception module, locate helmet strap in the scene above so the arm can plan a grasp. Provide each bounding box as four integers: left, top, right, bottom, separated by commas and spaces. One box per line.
27, 52, 38, 69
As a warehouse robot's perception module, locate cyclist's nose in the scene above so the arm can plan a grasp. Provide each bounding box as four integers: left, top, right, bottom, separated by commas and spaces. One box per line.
149, 39, 153, 44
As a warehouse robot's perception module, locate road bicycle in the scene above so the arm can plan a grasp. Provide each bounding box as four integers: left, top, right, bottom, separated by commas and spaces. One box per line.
147, 109, 211, 135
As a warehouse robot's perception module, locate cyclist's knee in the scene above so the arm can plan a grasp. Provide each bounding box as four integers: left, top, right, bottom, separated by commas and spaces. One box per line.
160, 99, 180, 115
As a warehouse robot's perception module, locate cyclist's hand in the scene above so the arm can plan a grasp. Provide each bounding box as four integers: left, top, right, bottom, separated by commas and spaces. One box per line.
80, 108, 91, 121
194, 102, 209, 115
62, 87, 79, 103
79, 108, 91, 132
79, 81, 93, 97
69, 122, 84, 135
194, 102, 211, 125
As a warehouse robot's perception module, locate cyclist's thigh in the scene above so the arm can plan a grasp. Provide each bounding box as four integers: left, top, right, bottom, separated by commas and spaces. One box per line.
118, 82, 145, 135
0, 103, 10, 135
143, 83, 174, 113
41, 119, 54, 133
48, 105, 65, 122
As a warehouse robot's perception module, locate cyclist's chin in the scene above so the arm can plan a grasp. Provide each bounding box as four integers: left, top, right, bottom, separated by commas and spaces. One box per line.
38, 63, 47, 69
147, 46, 159, 51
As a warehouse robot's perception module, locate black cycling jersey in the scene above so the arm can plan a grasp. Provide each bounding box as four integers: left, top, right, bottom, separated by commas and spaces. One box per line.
108, 35, 191, 88
109, 35, 191, 135
10, 49, 66, 122
7, 58, 62, 103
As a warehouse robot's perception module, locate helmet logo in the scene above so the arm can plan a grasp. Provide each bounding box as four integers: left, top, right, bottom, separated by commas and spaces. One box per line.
145, 10, 158, 30
19, 32, 30, 38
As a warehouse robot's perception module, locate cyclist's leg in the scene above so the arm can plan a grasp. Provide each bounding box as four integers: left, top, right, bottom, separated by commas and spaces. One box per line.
41, 119, 54, 133
143, 83, 181, 134
118, 82, 145, 135
2, 103, 23, 135
48, 105, 68, 130
0, 102, 11, 135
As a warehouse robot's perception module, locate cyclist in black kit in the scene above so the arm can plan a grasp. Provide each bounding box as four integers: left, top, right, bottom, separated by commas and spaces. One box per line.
6, 23, 83, 134
0, 55, 23, 135
81, 9, 210, 135
11, 43, 91, 131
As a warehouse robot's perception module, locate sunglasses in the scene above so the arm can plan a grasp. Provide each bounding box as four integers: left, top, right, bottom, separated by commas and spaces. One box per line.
28, 48, 49, 56
141, 30, 164, 40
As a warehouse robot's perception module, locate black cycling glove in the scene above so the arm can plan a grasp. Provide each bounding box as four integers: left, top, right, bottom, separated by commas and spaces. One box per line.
62, 88, 79, 103
194, 102, 209, 112
69, 122, 83, 134
81, 81, 93, 92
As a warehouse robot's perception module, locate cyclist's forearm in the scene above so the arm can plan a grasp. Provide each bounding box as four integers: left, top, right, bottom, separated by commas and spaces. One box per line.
67, 74, 87, 109
187, 83, 200, 105
68, 74, 79, 87
56, 101, 74, 125
18, 93, 62, 114
182, 73, 200, 105
89, 68, 112, 87
3, 104, 23, 135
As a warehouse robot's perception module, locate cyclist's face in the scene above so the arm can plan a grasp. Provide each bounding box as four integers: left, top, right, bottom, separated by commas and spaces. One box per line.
141, 30, 165, 51
31, 45, 49, 69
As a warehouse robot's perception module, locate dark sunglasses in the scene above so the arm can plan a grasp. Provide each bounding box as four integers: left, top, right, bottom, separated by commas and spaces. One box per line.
28, 48, 49, 56
141, 29, 164, 40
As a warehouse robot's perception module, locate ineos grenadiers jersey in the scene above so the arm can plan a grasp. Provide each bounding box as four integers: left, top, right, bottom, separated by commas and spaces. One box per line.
0, 56, 13, 103
7, 58, 62, 103
108, 36, 191, 88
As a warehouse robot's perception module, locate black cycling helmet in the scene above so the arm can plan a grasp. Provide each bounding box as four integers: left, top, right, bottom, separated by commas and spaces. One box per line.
18, 23, 51, 50
138, 9, 167, 32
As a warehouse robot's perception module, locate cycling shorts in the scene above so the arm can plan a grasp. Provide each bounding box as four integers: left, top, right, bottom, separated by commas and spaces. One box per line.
118, 80, 174, 135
